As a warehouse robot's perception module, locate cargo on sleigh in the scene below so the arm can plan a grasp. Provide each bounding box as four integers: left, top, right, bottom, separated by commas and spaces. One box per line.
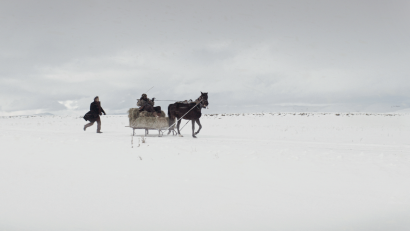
127, 108, 176, 137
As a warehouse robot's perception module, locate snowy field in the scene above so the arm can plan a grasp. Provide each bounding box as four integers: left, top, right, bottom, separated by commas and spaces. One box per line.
1, 113, 410, 231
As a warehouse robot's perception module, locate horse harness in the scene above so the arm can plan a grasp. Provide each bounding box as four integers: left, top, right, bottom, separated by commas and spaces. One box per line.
195, 96, 204, 110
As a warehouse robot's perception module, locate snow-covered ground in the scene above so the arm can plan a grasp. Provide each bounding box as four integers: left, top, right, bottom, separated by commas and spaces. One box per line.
1, 113, 410, 231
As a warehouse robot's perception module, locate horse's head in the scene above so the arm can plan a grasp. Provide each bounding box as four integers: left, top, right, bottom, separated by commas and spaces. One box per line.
200, 91, 208, 108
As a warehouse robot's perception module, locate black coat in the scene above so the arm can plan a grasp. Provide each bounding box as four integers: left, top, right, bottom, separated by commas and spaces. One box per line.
83, 101, 105, 122
138, 97, 154, 107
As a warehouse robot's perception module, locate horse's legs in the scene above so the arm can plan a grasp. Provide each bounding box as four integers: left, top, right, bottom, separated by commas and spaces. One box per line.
167, 120, 174, 135
192, 120, 197, 138
168, 115, 175, 136
194, 119, 202, 135
177, 119, 183, 137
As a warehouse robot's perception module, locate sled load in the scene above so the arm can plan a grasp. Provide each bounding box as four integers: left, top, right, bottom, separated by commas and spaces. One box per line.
127, 108, 175, 136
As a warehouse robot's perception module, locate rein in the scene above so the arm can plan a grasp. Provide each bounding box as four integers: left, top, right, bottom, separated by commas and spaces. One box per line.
153, 100, 181, 101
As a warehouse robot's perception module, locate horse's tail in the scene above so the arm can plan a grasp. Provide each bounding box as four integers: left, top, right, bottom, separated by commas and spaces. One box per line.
168, 104, 176, 128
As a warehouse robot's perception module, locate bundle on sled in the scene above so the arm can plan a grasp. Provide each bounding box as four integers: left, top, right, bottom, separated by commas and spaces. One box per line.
128, 108, 166, 123
127, 108, 175, 136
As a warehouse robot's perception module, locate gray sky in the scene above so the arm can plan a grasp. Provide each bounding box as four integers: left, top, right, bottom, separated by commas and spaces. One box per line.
1, 0, 409, 115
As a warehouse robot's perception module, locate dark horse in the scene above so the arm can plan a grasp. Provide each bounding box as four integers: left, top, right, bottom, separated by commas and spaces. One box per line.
168, 92, 209, 138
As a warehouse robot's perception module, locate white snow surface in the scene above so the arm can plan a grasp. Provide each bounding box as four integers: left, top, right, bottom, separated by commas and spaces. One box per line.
1, 113, 410, 231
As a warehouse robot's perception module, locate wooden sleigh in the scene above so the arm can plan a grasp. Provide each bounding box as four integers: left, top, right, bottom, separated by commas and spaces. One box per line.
127, 108, 176, 137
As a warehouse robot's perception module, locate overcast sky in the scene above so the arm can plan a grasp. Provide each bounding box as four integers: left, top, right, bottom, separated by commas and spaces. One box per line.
1, 0, 409, 115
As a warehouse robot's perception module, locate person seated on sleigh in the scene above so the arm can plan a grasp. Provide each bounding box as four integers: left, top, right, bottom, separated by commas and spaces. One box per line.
137, 93, 162, 117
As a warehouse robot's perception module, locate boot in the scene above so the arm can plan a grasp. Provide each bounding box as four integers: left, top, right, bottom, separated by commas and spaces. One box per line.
97, 131, 103, 133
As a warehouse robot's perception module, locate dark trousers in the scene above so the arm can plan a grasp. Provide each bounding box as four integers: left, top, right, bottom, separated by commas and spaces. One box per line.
84, 116, 101, 132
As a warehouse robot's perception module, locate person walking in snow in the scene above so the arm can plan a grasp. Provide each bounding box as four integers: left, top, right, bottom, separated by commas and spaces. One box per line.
83, 96, 106, 133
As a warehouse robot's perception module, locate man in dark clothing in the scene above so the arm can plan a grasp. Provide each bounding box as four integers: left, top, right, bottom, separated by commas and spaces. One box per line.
83, 96, 106, 133
137, 94, 161, 117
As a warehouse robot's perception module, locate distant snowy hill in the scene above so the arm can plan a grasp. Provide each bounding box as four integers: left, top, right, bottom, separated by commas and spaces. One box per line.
33, 113, 54, 116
